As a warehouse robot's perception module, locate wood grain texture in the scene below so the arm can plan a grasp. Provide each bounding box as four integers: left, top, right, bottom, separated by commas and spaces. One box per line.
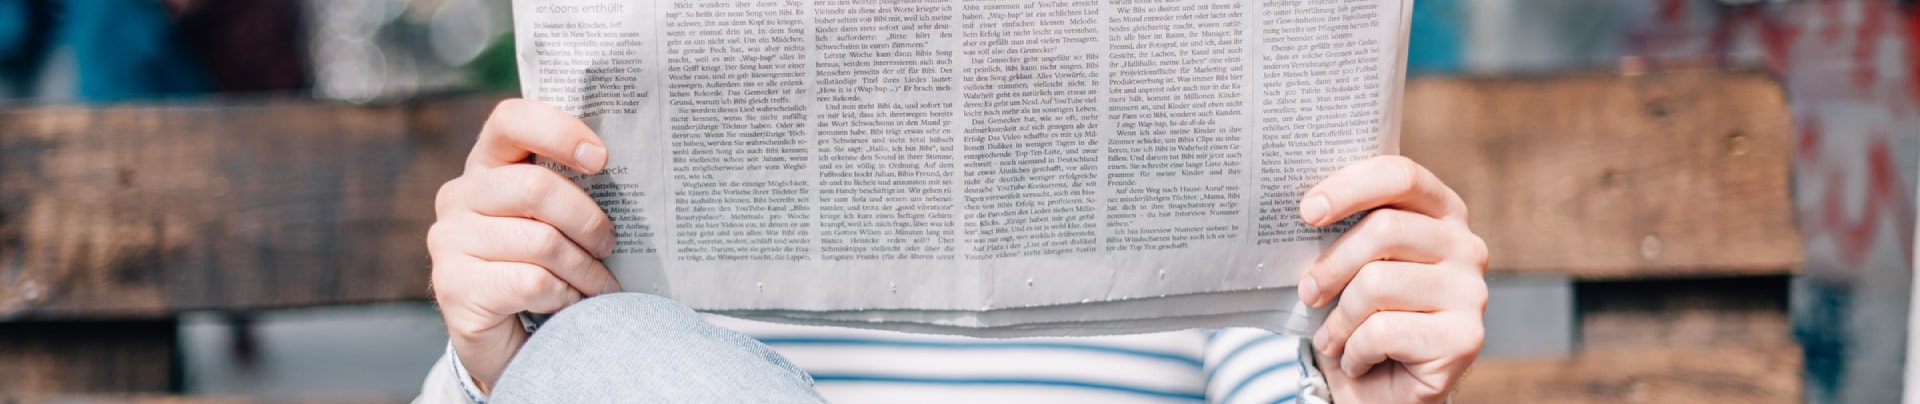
0, 97, 498, 318
0, 75, 1806, 397
1455, 345, 1801, 404
1402, 71, 1803, 278
1456, 276, 1798, 403
0, 71, 1804, 315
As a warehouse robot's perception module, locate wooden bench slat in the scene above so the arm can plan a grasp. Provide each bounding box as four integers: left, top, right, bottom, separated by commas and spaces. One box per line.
0, 98, 498, 318
1457, 344, 1801, 404
1403, 71, 1803, 278
1, 71, 1805, 316
1460, 276, 1798, 403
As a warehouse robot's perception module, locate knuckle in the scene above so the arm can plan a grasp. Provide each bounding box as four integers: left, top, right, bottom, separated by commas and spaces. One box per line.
482, 99, 525, 138
1459, 232, 1490, 270
1460, 277, 1490, 313
1320, 309, 1353, 337
1436, 312, 1485, 353
1340, 318, 1377, 353
427, 263, 453, 296
1366, 209, 1404, 239
1335, 309, 1372, 342
513, 223, 568, 259
1461, 321, 1487, 353
1453, 196, 1471, 223
1384, 155, 1424, 196
1326, 320, 1354, 344
1353, 261, 1392, 290
505, 267, 560, 303
551, 244, 592, 275
426, 222, 458, 253
500, 166, 558, 208
490, 99, 533, 125
434, 178, 464, 215
1463, 337, 1487, 363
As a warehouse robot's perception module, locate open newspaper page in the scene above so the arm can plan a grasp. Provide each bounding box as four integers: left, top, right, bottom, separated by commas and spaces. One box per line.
513, 0, 1409, 336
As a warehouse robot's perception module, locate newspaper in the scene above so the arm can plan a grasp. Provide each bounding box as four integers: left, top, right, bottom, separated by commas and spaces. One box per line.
512, 0, 1410, 337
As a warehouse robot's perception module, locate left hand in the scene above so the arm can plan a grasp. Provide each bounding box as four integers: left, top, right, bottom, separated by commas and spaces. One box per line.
1297, 155, 1488, 403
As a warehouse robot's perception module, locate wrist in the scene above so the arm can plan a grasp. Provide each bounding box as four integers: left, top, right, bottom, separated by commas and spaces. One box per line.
445, 342, 494, 403
448, 313, 533, 391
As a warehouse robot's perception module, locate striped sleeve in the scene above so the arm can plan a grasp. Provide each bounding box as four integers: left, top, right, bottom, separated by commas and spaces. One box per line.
712, 316, 1211, 404
1202, 328, 1329, 404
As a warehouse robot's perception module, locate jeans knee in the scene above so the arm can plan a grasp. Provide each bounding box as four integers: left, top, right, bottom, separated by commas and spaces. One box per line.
539, 293, 703, 337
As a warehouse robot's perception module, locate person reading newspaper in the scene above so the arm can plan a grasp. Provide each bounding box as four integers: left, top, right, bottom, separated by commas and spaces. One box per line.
415, 99, 1488, 403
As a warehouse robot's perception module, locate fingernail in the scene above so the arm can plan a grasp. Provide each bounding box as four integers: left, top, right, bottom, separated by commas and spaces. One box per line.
597, 237, 616, 258
575, 143, 607, 172
1299, 276, 1321, 307
1313, 327, 1330, 352
1300, 195, 1329, 225
1343, 359, 1363, 379
601, 281, 621, 296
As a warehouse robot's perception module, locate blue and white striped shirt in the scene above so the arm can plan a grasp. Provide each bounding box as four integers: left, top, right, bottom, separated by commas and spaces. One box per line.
419, 319, 1329, 403
717, 318, 1328, 404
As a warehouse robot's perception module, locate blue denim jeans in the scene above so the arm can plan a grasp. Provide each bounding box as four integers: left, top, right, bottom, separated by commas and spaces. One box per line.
489, 293, 828, 403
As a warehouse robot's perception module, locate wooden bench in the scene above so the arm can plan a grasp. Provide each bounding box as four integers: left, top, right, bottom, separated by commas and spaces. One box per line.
1404, 71, 1801, 403
0, 71, 1801, 401
0, 97, 495, 394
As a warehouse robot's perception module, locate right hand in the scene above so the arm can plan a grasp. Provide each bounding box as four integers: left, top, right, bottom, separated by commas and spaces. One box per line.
428, 99, 623, 392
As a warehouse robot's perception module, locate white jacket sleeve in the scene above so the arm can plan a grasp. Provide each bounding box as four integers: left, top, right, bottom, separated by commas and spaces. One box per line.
413, 342, 488, 404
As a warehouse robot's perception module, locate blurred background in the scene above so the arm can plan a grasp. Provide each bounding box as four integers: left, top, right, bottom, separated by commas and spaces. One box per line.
0, 0, 1916, 402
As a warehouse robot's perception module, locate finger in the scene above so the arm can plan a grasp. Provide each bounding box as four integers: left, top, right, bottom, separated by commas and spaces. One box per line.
1299, 155, 1466, 227
468, 99, 608, 175
476, 260, 588, 315
442, 164, 617, 258
433, 257, 587, 333
1315, 261, 1486, 357
1299, 209, 1461, 307
1339, 311, 1482, 401
430, 217, 622, 298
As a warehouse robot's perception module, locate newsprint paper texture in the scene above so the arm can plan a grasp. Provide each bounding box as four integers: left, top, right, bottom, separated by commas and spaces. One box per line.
513, 0, 1410, 337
